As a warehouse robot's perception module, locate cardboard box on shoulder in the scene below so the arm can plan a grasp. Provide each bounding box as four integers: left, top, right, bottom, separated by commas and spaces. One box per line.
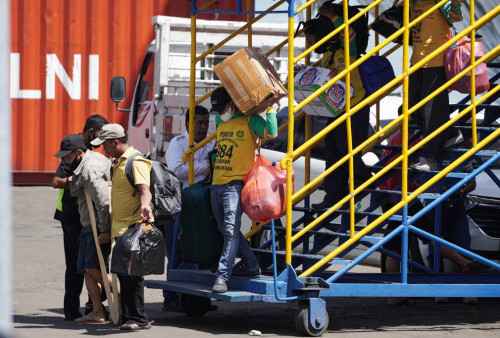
214, 48, 287, 115
294, 65, 354, 118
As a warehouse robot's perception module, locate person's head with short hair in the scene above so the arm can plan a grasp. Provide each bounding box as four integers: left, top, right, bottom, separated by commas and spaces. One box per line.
185, 105, 210, 142
54, 134, 87, 170
90, 123, 128, 158
82, 114, 109, 149
210, 87, 236, 122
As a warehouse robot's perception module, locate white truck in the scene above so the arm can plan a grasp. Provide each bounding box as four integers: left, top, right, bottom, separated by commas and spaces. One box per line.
109, 15, 304, 162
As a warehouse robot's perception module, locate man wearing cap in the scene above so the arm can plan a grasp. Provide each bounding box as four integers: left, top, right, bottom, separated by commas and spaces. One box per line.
52, 114, 109, 320
54, 134, 112, 324
209, 87, 278, 293
52, 114, 108, 320
91, 123, 154, 330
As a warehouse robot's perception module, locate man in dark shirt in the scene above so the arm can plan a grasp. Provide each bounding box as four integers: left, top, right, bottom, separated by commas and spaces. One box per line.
53, 159, 84, 320
52, 114, 108, 320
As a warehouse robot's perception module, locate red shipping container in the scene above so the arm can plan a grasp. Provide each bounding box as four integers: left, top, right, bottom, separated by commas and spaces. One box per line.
10, 0, 251, 184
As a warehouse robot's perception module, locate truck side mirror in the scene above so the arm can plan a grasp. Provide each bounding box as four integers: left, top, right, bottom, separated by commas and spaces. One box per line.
110, 76, 126, 103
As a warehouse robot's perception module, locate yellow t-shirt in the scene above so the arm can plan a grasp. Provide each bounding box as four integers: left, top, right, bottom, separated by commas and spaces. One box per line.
212, 116, 256, 185
111, 146, 153, 237
321, 50, 366, 108
410, 0, 450, 68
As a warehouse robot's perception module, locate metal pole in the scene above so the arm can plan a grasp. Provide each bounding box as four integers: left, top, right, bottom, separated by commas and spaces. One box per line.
0, 0, 11, 335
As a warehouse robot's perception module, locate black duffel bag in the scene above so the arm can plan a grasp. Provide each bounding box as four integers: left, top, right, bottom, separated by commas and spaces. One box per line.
111, 221, 165, 276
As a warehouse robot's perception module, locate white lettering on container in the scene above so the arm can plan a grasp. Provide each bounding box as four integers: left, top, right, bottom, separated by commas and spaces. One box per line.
46, 54, 81, 100
89, 54, 99, 100
10, 53, 42, 99
10, 53, 99, 100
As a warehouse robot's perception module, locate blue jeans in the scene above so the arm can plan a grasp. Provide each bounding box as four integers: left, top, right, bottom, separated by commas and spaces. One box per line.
210, 183, 259, 281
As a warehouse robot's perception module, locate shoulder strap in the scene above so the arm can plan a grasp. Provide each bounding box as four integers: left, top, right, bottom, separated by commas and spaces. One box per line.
125, 152, 142, 196
247, 116, 261, 155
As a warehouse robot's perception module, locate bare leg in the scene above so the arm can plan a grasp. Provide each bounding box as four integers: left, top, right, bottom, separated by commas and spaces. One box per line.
82, 268, 105, 321
386, 254, 411, 305
439, 245, 472, 270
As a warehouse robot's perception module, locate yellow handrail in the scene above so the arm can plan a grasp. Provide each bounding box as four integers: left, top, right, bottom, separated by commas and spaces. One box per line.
184, 0, 500, 267
300, 82, 500, 277
290, 44, 500, 241
287, 8, 498, 166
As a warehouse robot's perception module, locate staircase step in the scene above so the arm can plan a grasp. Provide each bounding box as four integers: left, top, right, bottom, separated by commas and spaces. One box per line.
144, 280, 267, 302
166, 269, 281, 295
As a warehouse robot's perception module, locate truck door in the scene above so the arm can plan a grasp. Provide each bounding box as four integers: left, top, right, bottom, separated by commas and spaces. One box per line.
128, 51, 156, 155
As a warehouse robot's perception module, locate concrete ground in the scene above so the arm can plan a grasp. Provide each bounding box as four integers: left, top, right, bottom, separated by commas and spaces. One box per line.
11, 186, 500, 337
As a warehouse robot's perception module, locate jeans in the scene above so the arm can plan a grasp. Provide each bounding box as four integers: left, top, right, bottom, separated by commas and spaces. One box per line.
210, 183, 259, 281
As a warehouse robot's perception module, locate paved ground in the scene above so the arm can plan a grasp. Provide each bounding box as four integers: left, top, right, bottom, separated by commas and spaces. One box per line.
11, 186, 500, 337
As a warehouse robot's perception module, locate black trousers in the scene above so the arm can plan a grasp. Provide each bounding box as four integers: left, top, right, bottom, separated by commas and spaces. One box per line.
323, 103, 372, 204
118, 274, 149, 325
409, 66, 451, 159
60, 220, 84, 317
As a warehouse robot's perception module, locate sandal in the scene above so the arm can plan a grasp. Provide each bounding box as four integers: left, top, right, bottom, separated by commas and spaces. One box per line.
119, 320, 154, 330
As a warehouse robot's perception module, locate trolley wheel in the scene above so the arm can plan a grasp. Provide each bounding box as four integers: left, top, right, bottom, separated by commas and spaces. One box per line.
295, 306, 329, 337
180, 294, 211, 317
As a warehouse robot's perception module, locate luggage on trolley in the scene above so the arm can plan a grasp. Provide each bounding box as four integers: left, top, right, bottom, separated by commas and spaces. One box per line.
179, 182, 223, 267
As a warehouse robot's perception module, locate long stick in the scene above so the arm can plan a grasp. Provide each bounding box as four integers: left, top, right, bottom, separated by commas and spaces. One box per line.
85, 190, 119, 325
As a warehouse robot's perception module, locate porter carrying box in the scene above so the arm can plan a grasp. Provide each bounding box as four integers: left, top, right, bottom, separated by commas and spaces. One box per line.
294, 65, 354, 118
214, 48, 287, 115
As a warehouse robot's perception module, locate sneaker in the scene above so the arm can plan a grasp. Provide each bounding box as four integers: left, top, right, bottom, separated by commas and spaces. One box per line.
212, 278, 227, 293
162, 298, 182, 312
232, 265, 261, 277
411, 159, 438, 171
445, 130, 464, 148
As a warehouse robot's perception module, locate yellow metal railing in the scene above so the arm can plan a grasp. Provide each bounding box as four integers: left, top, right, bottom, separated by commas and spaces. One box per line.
295, 1, 500, 276
185, 0, 500, 275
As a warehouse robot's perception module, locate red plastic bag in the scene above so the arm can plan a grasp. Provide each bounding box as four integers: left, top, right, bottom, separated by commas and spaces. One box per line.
444, 35, 490, 94
241, 154, 294, 223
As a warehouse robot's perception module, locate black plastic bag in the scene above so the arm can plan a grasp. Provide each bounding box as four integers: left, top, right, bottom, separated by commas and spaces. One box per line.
111, 222, 165, 276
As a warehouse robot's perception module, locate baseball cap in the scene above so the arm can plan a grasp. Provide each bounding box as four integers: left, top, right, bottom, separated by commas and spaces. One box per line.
210, 87, 233, 121
54, 134, 86, 158
90, 123, 126, 146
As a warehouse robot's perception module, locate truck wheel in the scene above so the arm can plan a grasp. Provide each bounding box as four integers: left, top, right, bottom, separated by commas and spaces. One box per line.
180, 294, 211, 317
295, 306, 329, 337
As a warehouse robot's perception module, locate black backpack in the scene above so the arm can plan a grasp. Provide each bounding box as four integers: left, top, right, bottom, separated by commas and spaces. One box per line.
323, 1, 369, 57
125, 152, 181, 223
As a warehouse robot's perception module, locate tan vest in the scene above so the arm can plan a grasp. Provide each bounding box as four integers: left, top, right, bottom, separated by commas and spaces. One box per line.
212, 116, 257, 185
411, 0, 450, 68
